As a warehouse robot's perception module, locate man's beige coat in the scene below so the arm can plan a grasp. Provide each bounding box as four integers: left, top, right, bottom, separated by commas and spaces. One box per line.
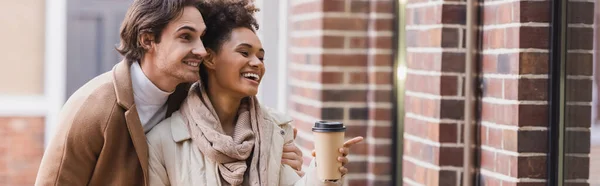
35, 61, 188, 186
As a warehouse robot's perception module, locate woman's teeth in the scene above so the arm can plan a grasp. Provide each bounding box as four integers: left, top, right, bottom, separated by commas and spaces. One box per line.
242, 73, 260, 81
184, 61, 199, 67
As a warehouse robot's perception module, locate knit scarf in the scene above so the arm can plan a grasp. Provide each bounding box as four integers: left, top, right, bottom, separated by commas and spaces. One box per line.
179, 82, 270, 186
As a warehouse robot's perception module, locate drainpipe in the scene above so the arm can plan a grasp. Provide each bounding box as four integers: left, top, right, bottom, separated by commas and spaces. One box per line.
462, 0, 478, 184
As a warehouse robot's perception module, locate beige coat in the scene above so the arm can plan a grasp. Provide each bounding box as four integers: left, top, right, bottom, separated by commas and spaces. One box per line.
147, 108, 343, 186
35, 60, 189, 186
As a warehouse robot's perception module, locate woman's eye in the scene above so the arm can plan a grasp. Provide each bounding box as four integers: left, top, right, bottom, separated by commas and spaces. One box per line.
239, 51, 249, 57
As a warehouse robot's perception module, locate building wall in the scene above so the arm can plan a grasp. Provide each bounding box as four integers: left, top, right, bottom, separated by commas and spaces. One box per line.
0, 0, 45, 95
479, 0, 551, 184
0, 117, 45, 185
287, 0, 396, 185
402, 0, 594, 185
0, 0, 47, 185
564, 0, 595, 184
402, 0, 467, 185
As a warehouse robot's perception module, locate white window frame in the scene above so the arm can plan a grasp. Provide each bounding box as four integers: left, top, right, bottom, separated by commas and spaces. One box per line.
593, 2, 600, 145
43, 0, 67, 146
255, 0, 289, 113
0, 0, 66, 147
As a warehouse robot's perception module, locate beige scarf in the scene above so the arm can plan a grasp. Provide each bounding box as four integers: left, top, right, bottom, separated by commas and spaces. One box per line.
179, 82, 271, 186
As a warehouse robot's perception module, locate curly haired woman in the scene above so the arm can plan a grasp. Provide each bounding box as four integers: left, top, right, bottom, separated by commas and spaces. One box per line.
146, 1, 363, 185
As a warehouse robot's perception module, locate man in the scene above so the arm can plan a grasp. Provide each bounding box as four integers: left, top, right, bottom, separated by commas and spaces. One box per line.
35, 0, 303, 185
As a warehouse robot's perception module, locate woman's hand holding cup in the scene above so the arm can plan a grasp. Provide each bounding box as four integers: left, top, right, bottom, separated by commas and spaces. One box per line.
312, 136, 364, 176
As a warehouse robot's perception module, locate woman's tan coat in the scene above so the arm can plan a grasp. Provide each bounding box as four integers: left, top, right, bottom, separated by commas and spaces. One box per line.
147, 108, 342, 186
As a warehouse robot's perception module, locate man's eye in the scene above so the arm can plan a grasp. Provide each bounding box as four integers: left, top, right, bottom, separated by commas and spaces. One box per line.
179, 34, 190, 40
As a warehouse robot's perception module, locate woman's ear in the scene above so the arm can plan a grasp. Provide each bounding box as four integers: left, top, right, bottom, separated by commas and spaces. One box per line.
139, 32, 155, 52
203, 49, 217, 70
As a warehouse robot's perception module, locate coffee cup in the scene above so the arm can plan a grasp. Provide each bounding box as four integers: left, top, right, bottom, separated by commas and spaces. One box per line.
312, 121, 346, 181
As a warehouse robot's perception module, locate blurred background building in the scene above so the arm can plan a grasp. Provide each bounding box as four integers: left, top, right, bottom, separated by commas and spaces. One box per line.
1, 0, 600, 185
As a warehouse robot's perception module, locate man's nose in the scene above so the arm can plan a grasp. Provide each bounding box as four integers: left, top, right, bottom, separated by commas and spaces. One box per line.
192, 41, 207, 57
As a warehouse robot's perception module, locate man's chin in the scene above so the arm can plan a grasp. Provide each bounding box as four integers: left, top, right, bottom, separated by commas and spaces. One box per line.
181, 76, 200, 84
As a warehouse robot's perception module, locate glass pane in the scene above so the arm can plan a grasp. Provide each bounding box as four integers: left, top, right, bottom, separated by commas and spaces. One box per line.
563, 0, 596, 185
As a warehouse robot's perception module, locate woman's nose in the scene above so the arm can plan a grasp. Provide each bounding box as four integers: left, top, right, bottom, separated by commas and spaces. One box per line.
249, 57, 263, 68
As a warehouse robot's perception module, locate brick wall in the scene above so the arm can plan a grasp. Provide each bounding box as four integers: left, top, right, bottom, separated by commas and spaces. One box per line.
289, 0, 594, 185
479, 0, 595, 185
287, 0, 396, 185
479, 0, 551, 184
0, 117, 44, 186
402, 0, 595, 185
402, 0, 467, 185
563, 0, 595, 185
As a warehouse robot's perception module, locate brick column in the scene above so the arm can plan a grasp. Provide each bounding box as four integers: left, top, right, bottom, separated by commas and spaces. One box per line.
287, 0, 395, 185
402, 0, 467, 185
479, 0, 553, 185
563, 1, 594, 185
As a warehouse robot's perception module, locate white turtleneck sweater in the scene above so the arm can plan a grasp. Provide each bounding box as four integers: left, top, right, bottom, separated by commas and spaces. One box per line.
130, 62, 173, 133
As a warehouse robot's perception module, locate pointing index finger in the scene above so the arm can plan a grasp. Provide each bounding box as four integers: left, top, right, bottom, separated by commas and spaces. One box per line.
343, 136, 364, 147
293, 127, 298, 139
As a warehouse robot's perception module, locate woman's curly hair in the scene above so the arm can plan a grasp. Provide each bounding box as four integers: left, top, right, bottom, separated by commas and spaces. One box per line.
197, 0, 260, 53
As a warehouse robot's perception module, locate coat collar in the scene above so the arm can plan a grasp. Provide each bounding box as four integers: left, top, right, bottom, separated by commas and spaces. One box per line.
110, 60, 191, 185
261, 106, 293, 125
113, 60, 135, 110
170, 111, 191, 142
112, 60, 148, 184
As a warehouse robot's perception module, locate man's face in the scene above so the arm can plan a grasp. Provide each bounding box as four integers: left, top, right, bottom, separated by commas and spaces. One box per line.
147, 6, 207, 87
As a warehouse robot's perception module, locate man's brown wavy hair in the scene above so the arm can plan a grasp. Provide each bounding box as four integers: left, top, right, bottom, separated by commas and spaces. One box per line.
116, 0, 201, 61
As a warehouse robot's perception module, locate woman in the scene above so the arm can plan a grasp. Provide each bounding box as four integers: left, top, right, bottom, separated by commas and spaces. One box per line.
146, 1, 363, 185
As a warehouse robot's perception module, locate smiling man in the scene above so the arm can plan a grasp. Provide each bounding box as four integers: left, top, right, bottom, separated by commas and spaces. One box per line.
35, 1, 207, 185
34, 0, 304, 185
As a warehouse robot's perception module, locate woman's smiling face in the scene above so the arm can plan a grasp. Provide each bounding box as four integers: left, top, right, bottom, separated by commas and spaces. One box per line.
204, 27, 265, 98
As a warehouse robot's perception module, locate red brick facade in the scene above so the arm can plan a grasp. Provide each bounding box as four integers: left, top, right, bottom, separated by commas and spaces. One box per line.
398, 0, 595, 185
479, 0, 551, 184
401, 0, 468, 184
564, 1, 595, 185
0, 117, 44, 186
288, 0, 396, 185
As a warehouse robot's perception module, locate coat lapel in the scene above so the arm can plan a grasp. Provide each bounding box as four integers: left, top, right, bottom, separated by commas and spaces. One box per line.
112, 60, 148, 185
257, 104, 273, 186
113, 60, 135, 109
125, 106, 148, 185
